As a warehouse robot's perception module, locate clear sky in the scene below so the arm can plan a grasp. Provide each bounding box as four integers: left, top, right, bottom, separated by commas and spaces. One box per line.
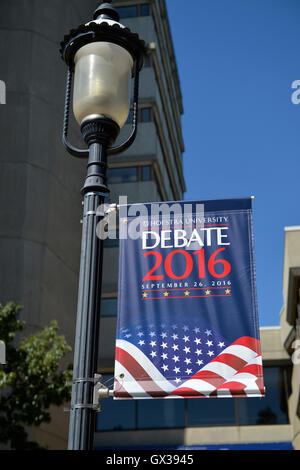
165, 0, 300, 326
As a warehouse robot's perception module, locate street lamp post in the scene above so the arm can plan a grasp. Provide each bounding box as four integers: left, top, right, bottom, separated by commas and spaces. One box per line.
60, 1, 145, 450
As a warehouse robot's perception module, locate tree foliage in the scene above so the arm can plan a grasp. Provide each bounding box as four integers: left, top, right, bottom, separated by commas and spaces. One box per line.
0, 302, 73, 449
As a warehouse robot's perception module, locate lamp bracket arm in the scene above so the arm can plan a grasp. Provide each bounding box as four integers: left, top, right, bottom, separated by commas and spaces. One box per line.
63, 67, 89, 159
107, 61, 140, 156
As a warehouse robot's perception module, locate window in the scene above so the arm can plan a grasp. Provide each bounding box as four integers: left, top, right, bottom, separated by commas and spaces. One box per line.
101, 298, 117, 317
141, 165, 152, 181
116, 4, 150, 19
107, 167, 138, 184
140, 4, 150, 16
137, 399, 185, 429
236, 366, 291, 426
104, 229, 119, 248
126, 107, 153, 125
107, 166, 153, 185
117, 6, 138, 19
140, 107, 152, 123
96, 366, 291, 432
187, 397, 236, 427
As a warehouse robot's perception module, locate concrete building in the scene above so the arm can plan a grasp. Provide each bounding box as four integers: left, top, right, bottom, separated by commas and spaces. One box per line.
279, 226, 300, 450
0, 0, 185, 449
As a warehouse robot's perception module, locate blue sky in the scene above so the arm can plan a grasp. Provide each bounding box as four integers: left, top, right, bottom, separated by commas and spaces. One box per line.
166, 0, 300, 326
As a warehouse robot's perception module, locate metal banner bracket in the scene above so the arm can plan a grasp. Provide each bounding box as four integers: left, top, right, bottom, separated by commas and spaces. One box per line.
64, 374, 114, 413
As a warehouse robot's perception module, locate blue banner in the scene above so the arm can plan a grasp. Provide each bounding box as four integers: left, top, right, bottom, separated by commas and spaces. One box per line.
114, 198, 264, 399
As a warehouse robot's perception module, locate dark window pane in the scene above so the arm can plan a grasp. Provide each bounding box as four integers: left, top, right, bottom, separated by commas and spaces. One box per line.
237, 366, 290, 426
96, 375, 136, 430
117, 6, 138, 18
141, 4, 150, 16
104, 229, 119, 248
187, 398, 236, 427
144, 56, 151, 67
142, 166, 152, 181
137, 399, 185, 429
101, 298, 117, 317
107, 167, 138, 183
140, 107, 152, 122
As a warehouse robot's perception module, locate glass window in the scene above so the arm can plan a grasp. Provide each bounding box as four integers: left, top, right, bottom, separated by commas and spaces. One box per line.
137, 399, 185, 429
101, 298, 117, 317
96, 375, 136, 431
187, 397, 236, 427
237, 366, 290, 426
140, 107, 152, 122
104, 229, 119, 248
117, 6, 138, 18
142, 166, 152, 181
144, 56, 151, 68
140, 4, 150, 16
107, 167, 138, 183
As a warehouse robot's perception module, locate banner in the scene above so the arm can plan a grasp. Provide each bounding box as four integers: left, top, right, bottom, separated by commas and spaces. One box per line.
114, 198, 264, 399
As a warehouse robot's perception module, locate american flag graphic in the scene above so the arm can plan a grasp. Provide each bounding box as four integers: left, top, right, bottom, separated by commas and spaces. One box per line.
114, 322, 265, 399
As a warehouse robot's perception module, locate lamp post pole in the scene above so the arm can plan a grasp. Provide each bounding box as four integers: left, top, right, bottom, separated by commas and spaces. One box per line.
68, 120, 119, 450
59, 2, 145, 450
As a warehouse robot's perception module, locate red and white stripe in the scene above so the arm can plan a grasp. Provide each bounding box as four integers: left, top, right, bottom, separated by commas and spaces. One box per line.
170, 337, 264, 398
114, 339, 174, 398
114, 336, 265, 399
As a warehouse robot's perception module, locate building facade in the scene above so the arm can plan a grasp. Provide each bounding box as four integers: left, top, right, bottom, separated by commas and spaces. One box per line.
279, 226, 300, 450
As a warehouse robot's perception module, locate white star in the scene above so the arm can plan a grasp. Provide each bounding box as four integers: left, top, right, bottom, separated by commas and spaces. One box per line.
205, 329, 212, 336
175, 377, 182, 384
218, 342, 225, 348
150, 351, 157, 358
149, 331, 156, 337
196, 359, 203, 366
173, 367, 180, 374
194, 338, 201, 345
137, 331, 144, 337
172, 333, 178, 340
161, 353, 168, 360
195, 349, 202, 356
194, 327, 200, 334
183, 335, 190, 342
125, 334, 132, 338
161, 342, 168, 349
207, 350, 214, 357
172, 344, 179, 351
206, 340, 213, 347
150, 341, 156, 347
160, 332, 167, 338
138, 340, 145, 346
184, 357, 191, 365
161, 364, 169, 372
172, 355, 180, 363
185, 368, 192, 375
183, 346, 190, 354
183, 325, 189, 332
172, 324, 178, 330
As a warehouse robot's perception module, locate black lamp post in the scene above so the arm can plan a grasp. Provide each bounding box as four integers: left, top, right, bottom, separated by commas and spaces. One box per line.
60, 1, 145, 450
